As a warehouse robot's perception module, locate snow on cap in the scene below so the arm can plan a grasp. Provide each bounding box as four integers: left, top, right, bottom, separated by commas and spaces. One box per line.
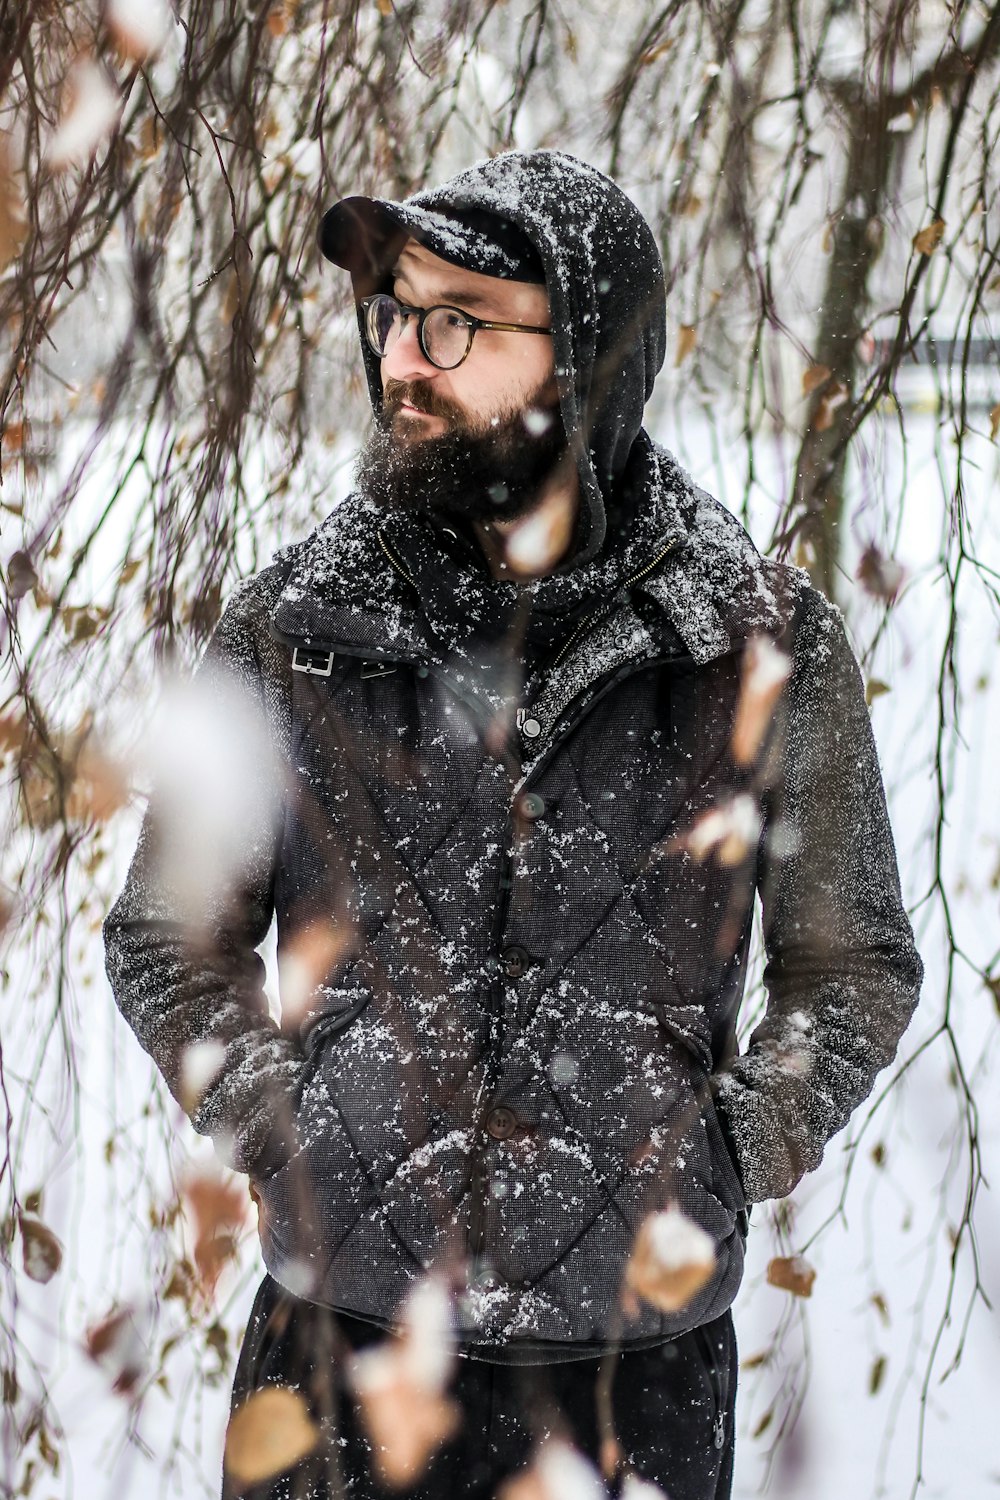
319, 195, 545, 296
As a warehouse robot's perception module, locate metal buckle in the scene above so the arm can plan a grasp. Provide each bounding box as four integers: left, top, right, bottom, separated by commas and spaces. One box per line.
291, 646, 334, 676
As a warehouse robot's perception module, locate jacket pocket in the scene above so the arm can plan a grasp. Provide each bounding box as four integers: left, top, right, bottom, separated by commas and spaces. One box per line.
701, 1081, 747, 1215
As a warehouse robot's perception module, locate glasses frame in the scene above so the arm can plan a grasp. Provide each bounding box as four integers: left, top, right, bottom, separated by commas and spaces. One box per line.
360, 293, 552, 371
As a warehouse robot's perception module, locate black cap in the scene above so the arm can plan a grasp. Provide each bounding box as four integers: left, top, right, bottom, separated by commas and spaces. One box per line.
318, 195, 546, 298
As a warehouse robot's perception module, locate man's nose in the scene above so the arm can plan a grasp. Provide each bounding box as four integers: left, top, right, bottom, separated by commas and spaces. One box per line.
380, 315, 438, 383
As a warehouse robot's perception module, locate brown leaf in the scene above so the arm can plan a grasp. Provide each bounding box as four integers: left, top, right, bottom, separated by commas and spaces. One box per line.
814, 379, 849, 431
802, 363, 831, 396
865, 678, 891, 706
0, 135, 26, 273
871, 1292, 890, 1326
675, 324, 697, 367
183, 1170, 249, 1296
639, 39, 674, 65
766, 1253, 816, 1297
19, 1215, 63, 1283
869, 1354, 886, 1395
752, 1407, 774, 1438
353, 1350, 460, 1488
498, 1441, 607, 1500
913, 219, 945, 255
6, 550, 37, 600
672, 794, 760, 868
64, 741, 131, 823
119, 558, 142, 584
85, 1305, 147, 1395
224, 1387, 320, 1486
624, 1206, 716, 1314
730, 636, 792, 765
279, 917, 357, 1026
857, 544, 904, 602
984, 973, 1000, 1017
989, 403, 1000, 441
267, 4, 287, 34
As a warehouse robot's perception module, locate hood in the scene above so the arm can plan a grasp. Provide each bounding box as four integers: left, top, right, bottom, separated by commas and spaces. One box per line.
323, 150, 667, 568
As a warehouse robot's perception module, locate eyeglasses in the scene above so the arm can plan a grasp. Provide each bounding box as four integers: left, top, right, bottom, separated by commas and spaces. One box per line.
360, 293, 552, 371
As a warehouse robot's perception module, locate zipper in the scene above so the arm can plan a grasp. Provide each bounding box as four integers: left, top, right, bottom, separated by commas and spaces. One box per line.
692, 1322, 727, 1451
378, 530, 418, 589
546, 535, 681, 672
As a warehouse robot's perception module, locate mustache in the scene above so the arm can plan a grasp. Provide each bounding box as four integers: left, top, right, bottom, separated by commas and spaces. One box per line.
382, 379, 465, 423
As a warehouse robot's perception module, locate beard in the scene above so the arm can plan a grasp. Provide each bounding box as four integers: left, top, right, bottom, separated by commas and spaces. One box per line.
355, 376, 568, 524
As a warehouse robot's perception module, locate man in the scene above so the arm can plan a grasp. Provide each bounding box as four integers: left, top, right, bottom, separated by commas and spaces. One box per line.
104, 150, 923, 1499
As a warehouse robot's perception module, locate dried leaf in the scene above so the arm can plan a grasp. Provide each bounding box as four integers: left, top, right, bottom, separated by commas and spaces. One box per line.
106, 0, 171, 58
814, 379, 849, 431
353, 1350, 460, 1488
865, 678, 891, 706
869, 1354, 886, 1394
498, 1441, 607, 1500
752, 1407, 774, 1438
802, 363, 831, 396
6, 550, 37, 600
183, 1170, 249, 1296
624, 1205, 716, 1314
0, 135, 27, 273
766, 1253, 816, 1297
224, 1387, 320, 1486
119, 558, 142, 584
730, 636, 791, 765
279, 917, 357, 1026
48, 59, 123, 170
64, 741, 130, 823
673, 794, 760, 867
85, 1305, 147, 1395
639, 39, 674, 65
913, 220, 945, 255
19, 1215, 63, 1283
857, 544, 904, 602
267, 4, 288, 35
675, 324, 697, 367
871, 1292, 890, 1326
503, 462, 576, 580
989, 403, 1000, 442
179, 1040, 227, 1112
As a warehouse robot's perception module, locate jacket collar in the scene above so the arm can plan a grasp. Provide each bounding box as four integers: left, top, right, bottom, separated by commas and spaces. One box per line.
268, 447, 801, 689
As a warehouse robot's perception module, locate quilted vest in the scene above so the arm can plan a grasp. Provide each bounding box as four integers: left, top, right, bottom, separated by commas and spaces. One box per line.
252, 525, 775, 1356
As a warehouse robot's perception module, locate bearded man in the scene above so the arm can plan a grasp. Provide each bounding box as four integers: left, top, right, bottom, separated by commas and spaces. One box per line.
104, 150, 923, 1500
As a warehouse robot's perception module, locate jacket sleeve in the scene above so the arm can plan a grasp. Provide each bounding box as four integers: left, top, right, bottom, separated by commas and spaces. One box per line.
711, 584, 924, 1206
103, 572, 305, 1179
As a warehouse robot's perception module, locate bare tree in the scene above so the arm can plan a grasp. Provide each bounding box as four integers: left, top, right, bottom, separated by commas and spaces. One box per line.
2, 1, 998, 1495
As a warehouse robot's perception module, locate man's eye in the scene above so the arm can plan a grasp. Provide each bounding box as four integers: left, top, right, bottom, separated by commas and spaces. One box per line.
441, 309, 471, 329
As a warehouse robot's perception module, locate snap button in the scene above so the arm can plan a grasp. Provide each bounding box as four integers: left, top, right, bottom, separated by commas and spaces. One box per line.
485, 1107, 517, 1141
520, 716, 542, 739
501, 945, 530, 978
518, 792, 545, 820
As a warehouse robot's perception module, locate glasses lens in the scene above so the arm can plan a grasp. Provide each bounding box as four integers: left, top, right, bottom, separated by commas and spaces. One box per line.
422, 307, 472, 369
365, 295, 402, 357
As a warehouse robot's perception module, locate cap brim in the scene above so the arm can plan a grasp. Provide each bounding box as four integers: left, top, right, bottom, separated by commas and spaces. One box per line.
318, 195, 542, 296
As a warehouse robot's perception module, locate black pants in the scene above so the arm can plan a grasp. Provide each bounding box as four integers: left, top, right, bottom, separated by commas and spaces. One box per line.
227, 1275, 737, 1500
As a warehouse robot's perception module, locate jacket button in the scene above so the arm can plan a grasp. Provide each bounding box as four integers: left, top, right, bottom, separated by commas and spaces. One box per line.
518, 792, 545, 820
485, 1107, 517, 1141
501, 945, 530, 978
520, 716, 542, 739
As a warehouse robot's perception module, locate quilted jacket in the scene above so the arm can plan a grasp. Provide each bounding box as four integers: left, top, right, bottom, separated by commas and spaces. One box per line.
103, 152, 923, 1360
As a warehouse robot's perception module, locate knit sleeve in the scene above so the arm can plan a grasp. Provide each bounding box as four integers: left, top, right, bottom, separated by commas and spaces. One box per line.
103, 570, 305, 1178
711, 585, 924, 1205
